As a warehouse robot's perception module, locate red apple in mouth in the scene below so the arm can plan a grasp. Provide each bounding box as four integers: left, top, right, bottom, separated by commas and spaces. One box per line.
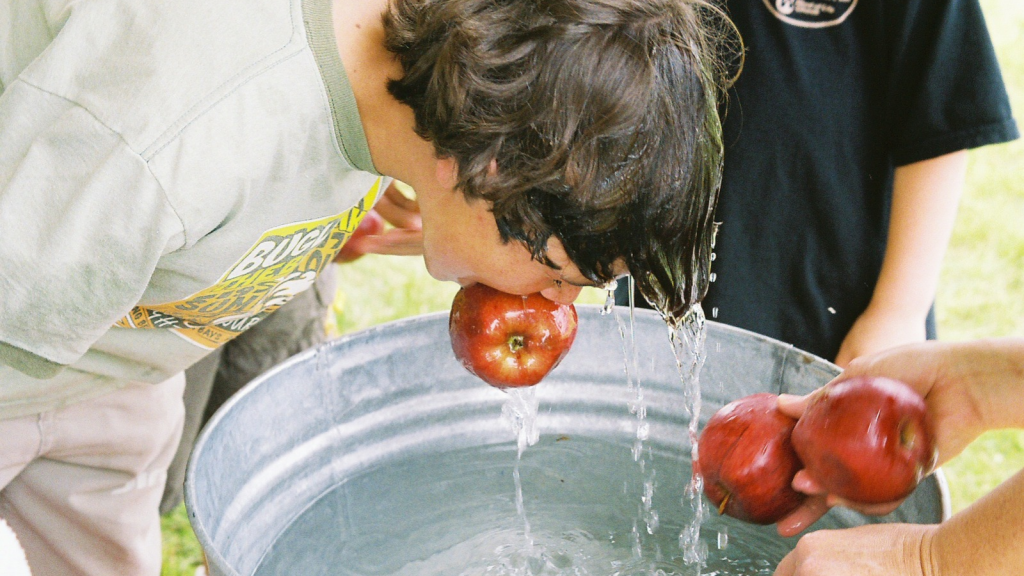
696, 393, 807, 524
791, 376, 937, 504
448, 284, 578, 389
334, 210, 386, 263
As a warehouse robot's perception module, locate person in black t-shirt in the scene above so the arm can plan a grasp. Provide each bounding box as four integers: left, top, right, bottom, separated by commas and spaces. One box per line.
617, 0, 1019, 367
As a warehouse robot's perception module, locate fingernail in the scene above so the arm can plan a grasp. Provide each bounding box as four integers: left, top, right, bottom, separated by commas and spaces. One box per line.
792, 473, 816, 492
778, 519, 804, 538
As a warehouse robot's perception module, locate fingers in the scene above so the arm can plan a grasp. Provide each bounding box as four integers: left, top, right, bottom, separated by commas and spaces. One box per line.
834, 341, 942, 389
776, 495, 829, 538
377, 182, 422, 230
384, 180, 419, 210
334, 183, 425, 262
777, 393, 810, 419
792, 470, 826, 495
777, 469, 906, 538
824, 495, 904, 516
354, 228, 424, 256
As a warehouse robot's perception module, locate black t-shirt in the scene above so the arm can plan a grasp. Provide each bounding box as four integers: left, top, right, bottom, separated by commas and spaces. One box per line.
619, 0, 1018, 361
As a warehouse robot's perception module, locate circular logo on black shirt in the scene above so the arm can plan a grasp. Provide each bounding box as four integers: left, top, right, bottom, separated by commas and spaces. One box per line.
762, 0, 858, 28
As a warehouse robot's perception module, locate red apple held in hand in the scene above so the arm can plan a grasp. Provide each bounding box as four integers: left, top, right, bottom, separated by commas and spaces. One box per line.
791, 376, 938, 504
448, 284, 578, 389
334, 210, 386, 263
696, 393, 807, 525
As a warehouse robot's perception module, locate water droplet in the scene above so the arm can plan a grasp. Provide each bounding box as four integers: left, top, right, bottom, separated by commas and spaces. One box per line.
718, 528, 729, 550
636, 422, 650, 441
711, 307, 719, 319
602, 287, 616, 315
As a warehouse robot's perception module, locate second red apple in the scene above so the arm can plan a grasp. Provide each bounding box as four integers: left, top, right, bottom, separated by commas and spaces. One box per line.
696, 393, 806, 525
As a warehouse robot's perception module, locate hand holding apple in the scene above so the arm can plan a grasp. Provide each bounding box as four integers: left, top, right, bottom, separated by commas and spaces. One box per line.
696, 393, 806, 524
699, 376, 937, 528
791, 376, 938, 504
448, 283, 578, 389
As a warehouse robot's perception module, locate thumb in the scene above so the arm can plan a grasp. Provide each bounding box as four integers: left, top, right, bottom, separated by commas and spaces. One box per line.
777, 393, 810, 419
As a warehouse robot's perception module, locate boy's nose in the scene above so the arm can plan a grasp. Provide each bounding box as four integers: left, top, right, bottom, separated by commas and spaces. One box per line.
539, 283, 583, 305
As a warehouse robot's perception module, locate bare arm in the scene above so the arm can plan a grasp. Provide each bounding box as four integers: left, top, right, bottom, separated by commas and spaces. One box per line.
928, 464, 1024, 576
835, 150, 968, 367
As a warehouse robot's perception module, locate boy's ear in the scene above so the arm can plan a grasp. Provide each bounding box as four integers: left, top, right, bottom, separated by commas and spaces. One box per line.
435, 157, 458, 190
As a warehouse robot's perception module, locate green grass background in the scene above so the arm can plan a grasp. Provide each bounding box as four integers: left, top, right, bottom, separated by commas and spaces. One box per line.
161, 1, 1024, 572
930, 0, 1024, 513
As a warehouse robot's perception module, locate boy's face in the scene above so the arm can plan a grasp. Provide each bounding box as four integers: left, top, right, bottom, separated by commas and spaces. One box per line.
416, 159, 613, 304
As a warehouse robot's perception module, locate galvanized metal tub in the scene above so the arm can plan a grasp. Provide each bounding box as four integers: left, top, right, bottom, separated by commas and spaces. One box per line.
185, 306, 950, 576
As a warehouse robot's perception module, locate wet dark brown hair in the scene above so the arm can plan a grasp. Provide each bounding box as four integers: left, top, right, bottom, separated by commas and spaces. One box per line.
383, 0, 735, 321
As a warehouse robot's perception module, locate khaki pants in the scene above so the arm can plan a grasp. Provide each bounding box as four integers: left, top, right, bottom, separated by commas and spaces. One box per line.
0, 374, 185, 576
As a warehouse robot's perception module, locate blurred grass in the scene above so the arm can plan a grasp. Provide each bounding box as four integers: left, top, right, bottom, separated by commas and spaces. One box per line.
932, 0, 1024, 514
161, 1, 1024, 572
